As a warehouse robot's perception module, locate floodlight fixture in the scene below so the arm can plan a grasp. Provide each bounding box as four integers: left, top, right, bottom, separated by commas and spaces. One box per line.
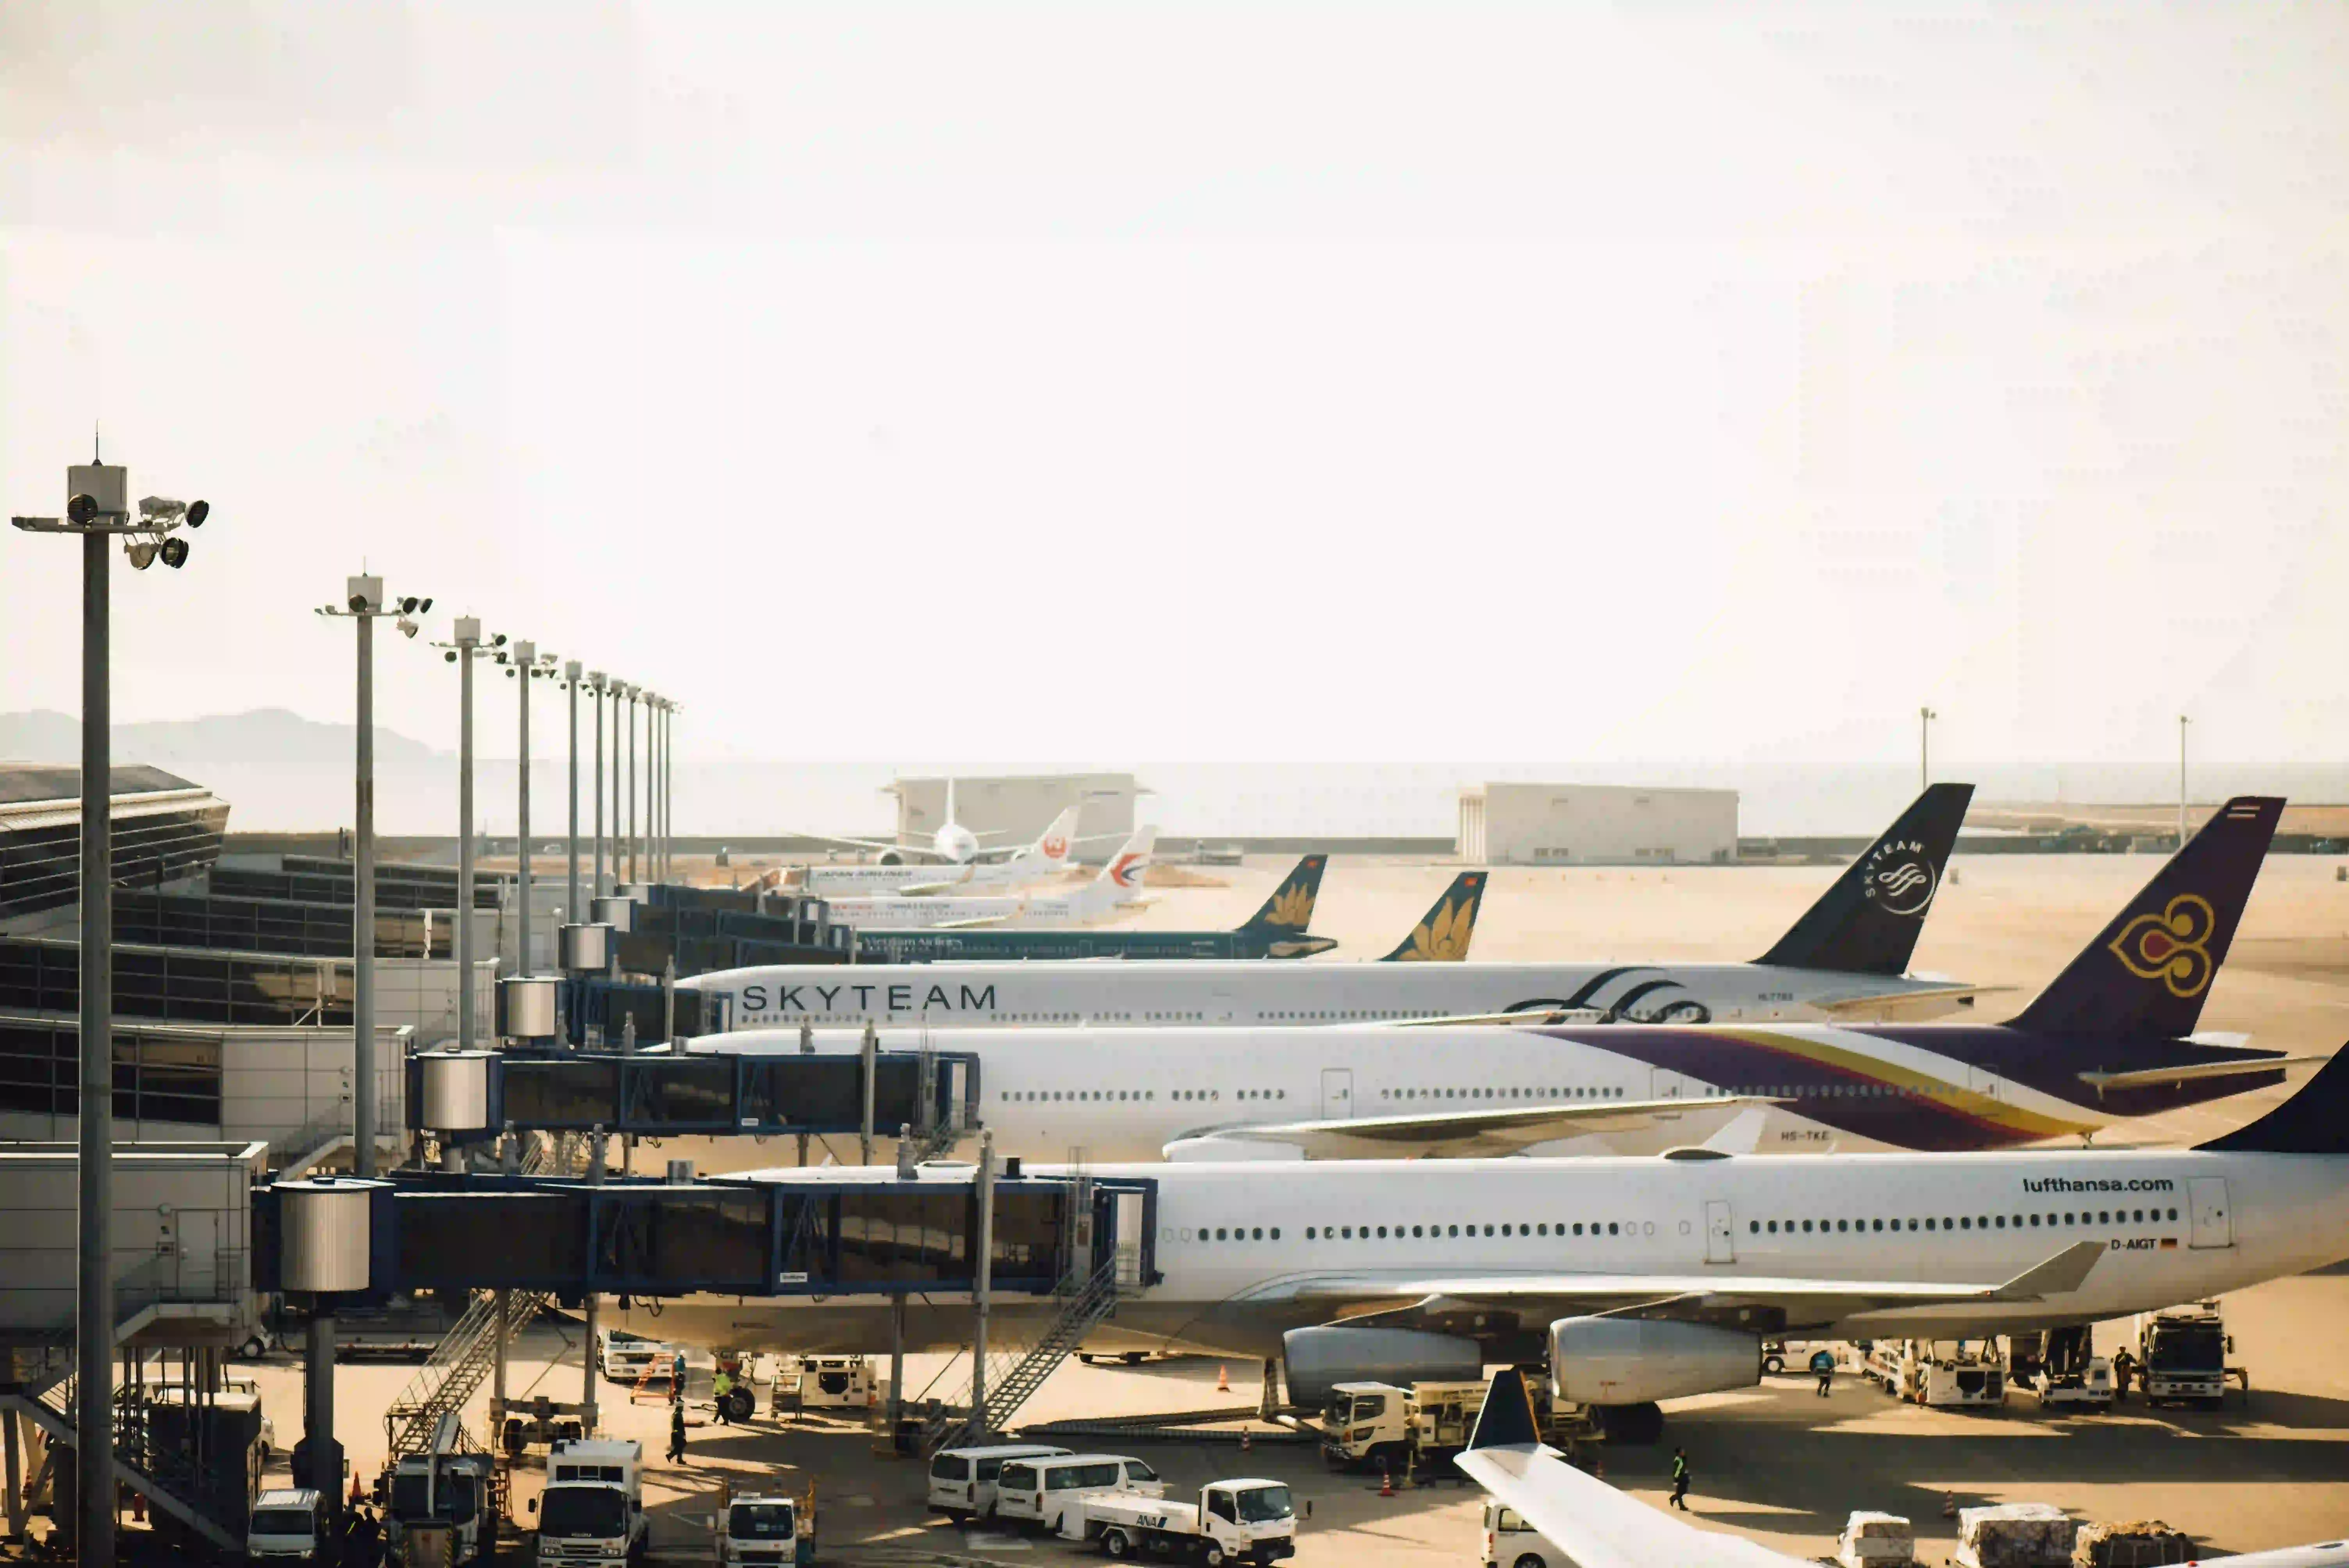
400, 596, 419, 614
160, 537, 189, 569
67, 492, 99, 526
397, 618, 419, 639
185, 500, 208, 527
125, 539, 156, 570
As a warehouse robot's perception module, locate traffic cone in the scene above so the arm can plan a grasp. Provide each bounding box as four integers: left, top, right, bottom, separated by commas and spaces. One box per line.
1378, 1465, 1394, 1499
1943, 1490, 1957, 1520
1216, 1365, 1232, 1393
1240, 1431, 1252, 1454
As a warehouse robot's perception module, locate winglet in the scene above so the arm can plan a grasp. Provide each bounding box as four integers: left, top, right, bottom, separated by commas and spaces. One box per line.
1466, 1368, 1542, 1451
1987, 1240, 2105, 1302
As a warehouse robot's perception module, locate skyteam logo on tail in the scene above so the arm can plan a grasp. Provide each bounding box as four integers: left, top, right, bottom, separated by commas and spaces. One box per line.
2107, 893, 2219, 997
1862, 837, 1939, 918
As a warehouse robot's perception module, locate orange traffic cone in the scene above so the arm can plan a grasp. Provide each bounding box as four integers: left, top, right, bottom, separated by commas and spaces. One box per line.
1240, 1431, 1252, 1454
1943, 1490, 1957, 1519
1216, 1365, 1232, 1393
1378, 1465, 1395, 1499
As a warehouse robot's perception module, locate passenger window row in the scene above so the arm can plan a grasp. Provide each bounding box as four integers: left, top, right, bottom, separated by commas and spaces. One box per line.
1001, 1088, 1288, 1103
1300, 1221, 1631, 1240
1750, 1206, 2182, 1235
1379, 1086, 1625, 1101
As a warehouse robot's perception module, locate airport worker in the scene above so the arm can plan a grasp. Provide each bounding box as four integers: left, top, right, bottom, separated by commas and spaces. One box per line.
673, 1349, 688, 1402
2114, 1348, 2135, 1402
669, 1397, 690, 1465
1811, 1348, 1836, 1396
1669, 1448, 1691, 1510
713, 1367, 735, 1425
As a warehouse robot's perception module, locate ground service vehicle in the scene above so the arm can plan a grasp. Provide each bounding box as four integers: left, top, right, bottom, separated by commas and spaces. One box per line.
995, 1455, 1164, 1534
597, 1331, 679, 1384
927, 1445, 1073, 1524
2137, 1305, 2231, 1407
533, 1438, 649, 1567
1864, 1340, 2005, 1409
1321, 1381, 1488, 1469
718, 1491, 799, 1568
2035, 1357, 2114, 1413
782, 1355, 875, 1410
247, 1488, 328, 1566
1066, 1480, 1297, 1564
385, 1450, 495, 1566
1481, 1500, 1567, 1568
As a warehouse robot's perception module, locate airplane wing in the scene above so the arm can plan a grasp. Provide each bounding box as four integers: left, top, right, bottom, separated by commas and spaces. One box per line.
925, 915, 1012, 930
1267, 1240, 2105, 1335
1162, 1095, 1770, 1160
1455, 1369, 1799, 1568
1812, 982, 2015, 1017
894, 878, 977, 896
788, 830, 958, 862
2076, 1055, 2321, 1092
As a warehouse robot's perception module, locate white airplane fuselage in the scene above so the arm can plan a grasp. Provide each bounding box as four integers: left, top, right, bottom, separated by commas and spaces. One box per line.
821, 887, 1131, 932
612, 1144, 2349, 1360
688, 959, 1975, 1032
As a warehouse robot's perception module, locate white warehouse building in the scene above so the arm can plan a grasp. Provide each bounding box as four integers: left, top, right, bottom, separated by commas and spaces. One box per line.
887, 773, 1146, 862
1457, 783, 1738, 866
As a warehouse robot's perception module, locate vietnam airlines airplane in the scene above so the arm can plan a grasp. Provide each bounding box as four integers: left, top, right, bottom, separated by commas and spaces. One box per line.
685, 784, 1980, 1030
688, 797, 2305, 1159
826, 828, 1158, 931
618, 1043, 2349, 1456
1458, 1367, 2349, 1568
794, 803, 1086, 896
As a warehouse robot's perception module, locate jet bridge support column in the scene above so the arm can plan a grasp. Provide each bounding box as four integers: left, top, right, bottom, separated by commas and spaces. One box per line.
970, 1132, 996, 1441
888, 1295, 906, 1449
305, 1313, 339, 1529
859, 1022, 879, 1168
583, 1126, 606, 1438
492, 1290, 509, 1447
4, 1406, 25, 1539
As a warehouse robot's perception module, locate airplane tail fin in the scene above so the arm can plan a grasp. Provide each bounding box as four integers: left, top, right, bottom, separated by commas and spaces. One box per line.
1756, 782, 1973, 975
1033, 805, 1082, 868
1094, 825, 1157, 893
1381, 871, 1487, 962
2009, 796, 2283, 1037
1239, 855, 1328, 933
2197, 1044, 2349, 1153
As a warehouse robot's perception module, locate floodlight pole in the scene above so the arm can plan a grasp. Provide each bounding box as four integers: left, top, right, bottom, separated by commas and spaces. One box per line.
567, 662, 583, 923
451, 620, 484, 1054
12, 458, 211, 1568
665, 702, 678, 882
2179, 715, 2190, 849
590, 674, 608, 898
355, 608, 374, 1173
1919, 706, 1937, 790
625, 688, 639, 887
513, 641, 537, 976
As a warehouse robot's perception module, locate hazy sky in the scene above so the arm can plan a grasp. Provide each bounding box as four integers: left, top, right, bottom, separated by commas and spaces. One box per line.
3, 2, 2344, 775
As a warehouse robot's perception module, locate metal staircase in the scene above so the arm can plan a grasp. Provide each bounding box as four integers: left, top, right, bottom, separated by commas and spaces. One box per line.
384, 1289, 552, 1457
920, 1256, 1123, 1452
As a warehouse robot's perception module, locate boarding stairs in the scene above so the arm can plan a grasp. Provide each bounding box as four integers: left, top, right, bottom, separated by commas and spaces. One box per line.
384, 1288, 553, 1458
919, 1256, 1123, 1453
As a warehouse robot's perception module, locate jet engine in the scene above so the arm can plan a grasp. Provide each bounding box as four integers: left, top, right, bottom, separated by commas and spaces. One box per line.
1281, 1326, 1481, 1407
1549, 1316, 1761, 1406
876, 850, 904, 866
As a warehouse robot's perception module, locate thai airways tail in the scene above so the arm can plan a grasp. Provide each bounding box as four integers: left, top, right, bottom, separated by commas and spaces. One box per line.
1381, 871, 1487, 962
2010, 796, 2283, 1038
1238, 855, 1330, 934
1756, 782, 1973, 976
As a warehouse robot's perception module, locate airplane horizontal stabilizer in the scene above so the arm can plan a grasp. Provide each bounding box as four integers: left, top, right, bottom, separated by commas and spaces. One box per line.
2077, 1055, 2318, 1092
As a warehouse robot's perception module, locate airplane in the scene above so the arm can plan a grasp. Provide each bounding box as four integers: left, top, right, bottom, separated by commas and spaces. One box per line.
796, 804, 1084, 896
687, 795, 2304, 1160
617, 1038, 2349, 1458
825, 827, 1160, 930
847, 852, 1346, 962
1458, 1365, 2349, 1568
683, 784, 1980, 1029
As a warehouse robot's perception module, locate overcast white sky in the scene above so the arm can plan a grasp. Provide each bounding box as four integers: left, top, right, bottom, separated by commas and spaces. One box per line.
3, 2, 2344, 775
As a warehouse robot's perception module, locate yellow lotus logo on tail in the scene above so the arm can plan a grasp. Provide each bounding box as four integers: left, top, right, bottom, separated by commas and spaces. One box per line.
2106, 893, 2219, 998
1263, 882, 1317, 930
1397, 897, 1475, 961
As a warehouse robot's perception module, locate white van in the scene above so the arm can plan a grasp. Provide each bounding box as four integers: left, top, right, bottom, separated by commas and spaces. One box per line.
994, 1454, 1164, 1534
927, 1444, 1073, 1524
248, 1488, 328, 1566
1482, 1499, 1566, 1568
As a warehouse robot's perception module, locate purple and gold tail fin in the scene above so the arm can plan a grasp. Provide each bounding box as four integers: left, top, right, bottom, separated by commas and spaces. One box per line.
2198, 1043, 2349, 1153
2011, 796, 2283, 1037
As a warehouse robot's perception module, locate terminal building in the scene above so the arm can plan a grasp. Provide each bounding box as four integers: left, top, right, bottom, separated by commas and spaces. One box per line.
1456, 782, 1738, 866
886, 772, 1145, 861
0, 764, 230, 922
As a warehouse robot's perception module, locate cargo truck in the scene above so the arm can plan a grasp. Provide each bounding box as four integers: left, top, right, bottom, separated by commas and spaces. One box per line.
532, 1438, 650, 1568
1064, 1480, 1298, 1564
1319, 1380, 1488, 1470
2135, 1305, 2233, 1408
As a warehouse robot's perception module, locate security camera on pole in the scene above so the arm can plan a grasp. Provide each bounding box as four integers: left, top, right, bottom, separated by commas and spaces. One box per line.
315, 579, 431, 1180
12, 453, 212, 1568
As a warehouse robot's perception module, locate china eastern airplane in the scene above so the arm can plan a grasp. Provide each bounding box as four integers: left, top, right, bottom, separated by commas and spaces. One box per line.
685, 784, 1982, 1030
687, 796, 2306, 1160
794, 803, 1087, 896
617, 1042, 2349, 1455
825, 829, 1158, 930
1458, 1367, 2349, 1568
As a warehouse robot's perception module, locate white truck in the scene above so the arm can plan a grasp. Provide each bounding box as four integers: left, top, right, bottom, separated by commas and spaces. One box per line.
1864, 1340, 2006, 1409
532, 1438, 650, 1568
597, 1330, 681, 1386
1321, 1380, 1488, 1470
1064, 1479, 1298, 1565
383, 1449, 495, 1566
247, 1488, 329, 1566
2135, 1304, 2233, 1408
717, 1491, 801, 1568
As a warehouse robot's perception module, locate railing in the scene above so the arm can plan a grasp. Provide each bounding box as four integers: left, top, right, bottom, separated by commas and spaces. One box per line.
384, 1288, 552, 1457
920, 1256, 1123, 1452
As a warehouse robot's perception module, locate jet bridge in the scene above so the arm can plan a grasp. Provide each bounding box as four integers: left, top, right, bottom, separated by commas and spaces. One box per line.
253, 1167, 1159, 1302
406, 1045, 981, 1144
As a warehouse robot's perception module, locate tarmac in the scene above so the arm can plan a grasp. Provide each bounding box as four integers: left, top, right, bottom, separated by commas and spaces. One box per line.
133, 852, 2349, 1559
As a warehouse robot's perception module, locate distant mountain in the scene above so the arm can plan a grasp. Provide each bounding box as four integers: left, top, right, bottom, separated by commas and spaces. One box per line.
0, 708, 445, 768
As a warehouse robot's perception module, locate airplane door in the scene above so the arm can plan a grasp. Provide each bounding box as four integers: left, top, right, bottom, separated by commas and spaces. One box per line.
1650, 1068, 1689, 1100
1968, 1064, 2001, 1103
2189, 1178, 2233, 1249
1704, 1200, 1735, 1265
1320, 1069, 1354, 1120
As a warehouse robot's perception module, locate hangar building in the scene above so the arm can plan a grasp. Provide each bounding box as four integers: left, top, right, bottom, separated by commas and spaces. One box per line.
1457, 782, 1738, 866
887, 773, 1146, 862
